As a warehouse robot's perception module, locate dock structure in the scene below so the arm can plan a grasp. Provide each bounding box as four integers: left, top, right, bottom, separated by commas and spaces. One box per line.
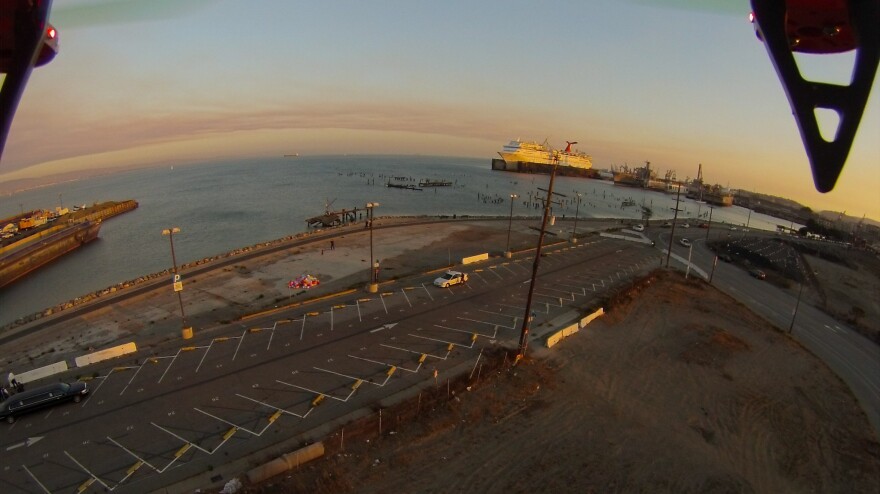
0, 200, 138, 289
306, 207, 361, 228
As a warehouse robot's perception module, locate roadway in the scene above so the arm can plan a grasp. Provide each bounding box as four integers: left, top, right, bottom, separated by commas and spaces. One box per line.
656, 226, 880, 438
0, 235, 660, 493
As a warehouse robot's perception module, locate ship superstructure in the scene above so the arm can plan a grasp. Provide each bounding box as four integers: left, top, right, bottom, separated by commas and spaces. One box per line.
491, 139, 595, 178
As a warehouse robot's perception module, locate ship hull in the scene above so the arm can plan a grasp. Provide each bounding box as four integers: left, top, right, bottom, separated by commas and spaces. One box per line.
497, 151, 592, 170
491, 159, 599, 178
0, 221, 101, 289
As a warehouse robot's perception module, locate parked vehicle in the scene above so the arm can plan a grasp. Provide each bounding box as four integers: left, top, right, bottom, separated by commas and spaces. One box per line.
434, 270, 468, 288
0, 381, 89, 423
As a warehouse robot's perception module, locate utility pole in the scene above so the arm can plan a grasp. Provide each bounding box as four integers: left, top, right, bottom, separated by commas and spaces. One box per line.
571, 192, 582, 243
517, 161, 560, 361
665, 184, 682, 268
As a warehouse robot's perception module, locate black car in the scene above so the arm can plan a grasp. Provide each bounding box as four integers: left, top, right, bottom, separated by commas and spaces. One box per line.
749, 269, 766, 280
0, 381, 89, 423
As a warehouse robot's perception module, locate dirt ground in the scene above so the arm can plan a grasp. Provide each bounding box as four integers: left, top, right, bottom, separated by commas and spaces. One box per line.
243, 271, 880, 494
802, 250, 880, 343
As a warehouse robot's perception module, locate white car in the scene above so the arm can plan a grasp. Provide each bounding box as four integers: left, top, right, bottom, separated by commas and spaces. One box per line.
682, 223, 690, 228
434, 270, 469, 288
632, 224, 645, 232
679, 238, 692, 247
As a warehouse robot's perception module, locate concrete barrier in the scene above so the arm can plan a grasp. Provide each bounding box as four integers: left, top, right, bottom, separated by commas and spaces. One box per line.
546, 322, 578, 348
580, 307, 605, 328
246, 442, 324, 484
74, 342, 137, 368
546, 330, 565, 348
15, 361, 69, 384
461, 253, 489, 265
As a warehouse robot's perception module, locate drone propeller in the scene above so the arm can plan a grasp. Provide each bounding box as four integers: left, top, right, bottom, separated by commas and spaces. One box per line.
750, 0, 879, 193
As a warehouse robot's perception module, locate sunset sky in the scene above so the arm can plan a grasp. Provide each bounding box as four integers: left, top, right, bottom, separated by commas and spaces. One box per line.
2, 0, 878, 218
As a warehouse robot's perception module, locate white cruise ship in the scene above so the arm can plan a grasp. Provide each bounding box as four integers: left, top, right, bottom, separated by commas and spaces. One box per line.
497, 139, 592, 169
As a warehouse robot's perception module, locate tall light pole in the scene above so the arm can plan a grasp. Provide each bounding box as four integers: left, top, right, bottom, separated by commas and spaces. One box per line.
162, 227, 191, 339
505, 193, 518, 258
366, 202, 380, 293
571, 192, 582, 244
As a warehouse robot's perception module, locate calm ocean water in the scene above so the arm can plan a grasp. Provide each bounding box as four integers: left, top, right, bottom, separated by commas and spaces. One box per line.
0, 156, 791, 324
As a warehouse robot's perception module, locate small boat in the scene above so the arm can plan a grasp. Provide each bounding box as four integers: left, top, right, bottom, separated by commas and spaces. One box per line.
386, 181, 423, 191
418, 179, 453, 187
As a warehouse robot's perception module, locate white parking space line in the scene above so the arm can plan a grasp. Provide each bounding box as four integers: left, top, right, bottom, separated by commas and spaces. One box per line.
554, 283, 587, 295
151, 422, 212, 455
476, 308, 518, 321
500, 263, 518, 275
121, 358, 161, 395
381, 343, 454, 361
538, 286, 576, 300
457, 316, 515, 329
194, 408, 260, 436
533, 292, 564, 306
107, 436, 159, 472
348, 354, 422, 374
314, 366, 385, 387
82, 365, 137, 407
421, 283, 435, 300
435, 324, 499, 339
409, 332, 477, 349
276, 379, 360, 401
400, 289, 413, 307
21, 464, 51, 494
63, 450, 110, 491
470, 270, 490, 285
486, 266, 504, 279
231, 328, 248, 360
235, 393, 311, 419
196, 336, 240, 373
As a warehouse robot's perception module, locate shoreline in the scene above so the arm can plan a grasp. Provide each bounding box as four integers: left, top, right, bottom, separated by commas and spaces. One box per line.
0, 214, 538, 336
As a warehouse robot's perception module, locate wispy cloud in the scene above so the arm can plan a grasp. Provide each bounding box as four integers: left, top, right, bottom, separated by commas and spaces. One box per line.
3, 100, 556, 174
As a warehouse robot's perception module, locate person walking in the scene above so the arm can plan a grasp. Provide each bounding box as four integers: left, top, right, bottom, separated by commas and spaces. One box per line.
330, 240, 335, 250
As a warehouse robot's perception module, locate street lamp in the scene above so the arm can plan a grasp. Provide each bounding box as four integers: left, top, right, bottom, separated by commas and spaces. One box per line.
162, 227, 192, 339
366, 202, 380, 293
571, 192, 582, 244
505, 193, 518, 258
705, 206, 714, 240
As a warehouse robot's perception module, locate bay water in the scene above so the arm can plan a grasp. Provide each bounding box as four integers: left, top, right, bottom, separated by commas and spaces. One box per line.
0, 155, 789, 324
